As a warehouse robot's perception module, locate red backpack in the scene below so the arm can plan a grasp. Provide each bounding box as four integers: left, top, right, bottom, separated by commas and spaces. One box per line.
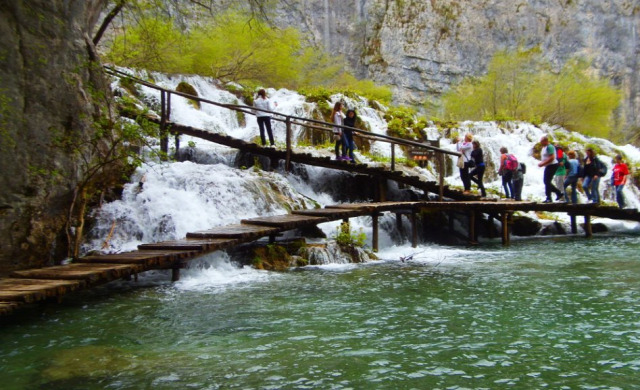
504, 154, 518, 171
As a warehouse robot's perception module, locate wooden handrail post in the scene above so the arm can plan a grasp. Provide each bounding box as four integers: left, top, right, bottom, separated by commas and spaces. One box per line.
160, 90, 168, 158
438, 152, 445, 201
285, 117, 292, 172
391, 143, 395, 171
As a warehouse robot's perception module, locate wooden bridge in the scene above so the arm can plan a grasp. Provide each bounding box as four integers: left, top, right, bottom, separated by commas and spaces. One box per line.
2, 200, 639, 318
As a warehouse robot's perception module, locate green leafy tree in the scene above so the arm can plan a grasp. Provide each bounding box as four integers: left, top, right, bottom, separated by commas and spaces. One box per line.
443, 48, 621, 137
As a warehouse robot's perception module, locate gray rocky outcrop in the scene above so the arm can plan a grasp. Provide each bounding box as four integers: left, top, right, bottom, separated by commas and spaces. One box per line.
274, 0, 640, 133
0, 1, 108, 273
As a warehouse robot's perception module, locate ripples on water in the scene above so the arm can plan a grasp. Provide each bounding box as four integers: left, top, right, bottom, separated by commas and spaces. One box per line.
2, 237, 640, 389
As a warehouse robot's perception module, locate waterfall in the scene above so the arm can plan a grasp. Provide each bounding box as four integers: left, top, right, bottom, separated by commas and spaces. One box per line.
93, 69, 640, 262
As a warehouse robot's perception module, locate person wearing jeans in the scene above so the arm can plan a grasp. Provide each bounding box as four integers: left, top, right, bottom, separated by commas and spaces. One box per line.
582, 148, 604, 204
538, 135, 563, 202
612, 154, 630, 208
456, 133, 474, 193
563, 150, 580, 204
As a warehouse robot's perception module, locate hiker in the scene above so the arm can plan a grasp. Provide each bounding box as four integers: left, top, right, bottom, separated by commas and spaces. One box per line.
563, 150, 580, 204
498, 147, 517, 199
583, 147, 607, 204
331, 102, 344, 160
612, 154, 630, 208
554, 145, 567, 196
512, 161, 526, 201
254, 89, 277, 147
342, 109, 357, 162
537, 135, 563, 203
469, 140, 486, 197
456, 133, 474, 193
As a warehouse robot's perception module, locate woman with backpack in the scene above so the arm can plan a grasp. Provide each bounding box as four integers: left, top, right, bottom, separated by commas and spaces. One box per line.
563, 150, 581, 204
456, 133, 474, 193
537, 135, 564, 203
499, 147, 516, 199
342, 109, 357, 163
583, 147, 606, 204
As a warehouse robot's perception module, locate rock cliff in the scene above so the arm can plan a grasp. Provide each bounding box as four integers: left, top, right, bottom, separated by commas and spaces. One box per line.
0, 0, 108, 273
274, 0, 639, 133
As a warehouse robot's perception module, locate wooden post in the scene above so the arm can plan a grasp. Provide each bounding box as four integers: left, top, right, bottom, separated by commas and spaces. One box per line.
584, 215, 592, 238
501, 212, 510, 246
411, 210, 418, 248
395, 213, 403, 234
570, 215, 577, 234
372, 213, 379, 252
171, 267, 180, 282
391, 143, 395, 171
269, 234, 276, 244
160, 91, 168, 157
438, 153, 445, 201
285, 117, 292, 172
469, 210, 477, 244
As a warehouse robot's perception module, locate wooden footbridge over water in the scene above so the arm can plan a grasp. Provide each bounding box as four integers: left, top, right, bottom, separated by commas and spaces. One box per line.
2, 200, 639, 318
3, 68, 640, 318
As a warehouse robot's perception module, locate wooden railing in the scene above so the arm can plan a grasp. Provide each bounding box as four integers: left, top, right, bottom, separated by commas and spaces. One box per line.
104, 66, 461, 199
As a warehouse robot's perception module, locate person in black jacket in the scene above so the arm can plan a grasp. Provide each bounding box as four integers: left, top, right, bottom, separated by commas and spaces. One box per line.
583, 147, 605, 204
469, 140, 486, 197
342, 109, 357, 162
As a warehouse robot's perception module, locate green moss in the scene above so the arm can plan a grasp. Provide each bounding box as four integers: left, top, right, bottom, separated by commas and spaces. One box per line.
175, 81, 201, 109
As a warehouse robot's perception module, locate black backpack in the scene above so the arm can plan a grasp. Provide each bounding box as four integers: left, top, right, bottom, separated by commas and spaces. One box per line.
518, 162, 526, 174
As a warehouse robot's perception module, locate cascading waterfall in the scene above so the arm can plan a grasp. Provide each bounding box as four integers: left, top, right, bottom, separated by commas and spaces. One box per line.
90, 69, 640, 267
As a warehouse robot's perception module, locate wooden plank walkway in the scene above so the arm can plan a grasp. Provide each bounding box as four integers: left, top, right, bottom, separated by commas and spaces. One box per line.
2, 201, 639, 317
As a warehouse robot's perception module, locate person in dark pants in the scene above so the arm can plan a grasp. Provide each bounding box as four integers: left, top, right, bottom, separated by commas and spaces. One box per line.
538, 135, 563, 203
512, 162, 525, 201
253, 89, 277, 146
342, 109, 357, 162
498, 147, 514, 199
456, 133, 474, 193
469, 140, 486, 197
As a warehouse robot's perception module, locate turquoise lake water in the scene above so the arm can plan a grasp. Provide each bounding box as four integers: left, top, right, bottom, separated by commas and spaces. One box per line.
1, 236, 640, 389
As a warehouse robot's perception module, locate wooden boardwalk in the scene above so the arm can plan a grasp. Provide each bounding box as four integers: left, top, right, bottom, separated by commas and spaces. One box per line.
2, 201, 639, 317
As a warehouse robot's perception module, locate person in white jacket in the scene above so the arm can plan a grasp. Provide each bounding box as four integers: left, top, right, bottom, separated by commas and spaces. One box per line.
254, 89, 277, 146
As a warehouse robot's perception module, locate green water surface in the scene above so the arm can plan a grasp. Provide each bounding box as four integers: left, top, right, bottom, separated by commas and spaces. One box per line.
1, 236, 640, 389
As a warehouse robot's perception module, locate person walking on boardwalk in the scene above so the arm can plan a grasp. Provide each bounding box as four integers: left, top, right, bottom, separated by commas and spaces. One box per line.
342, 109, 357, 163
612, 154, 630, 208
512, 161, 526, 201
331, 102, 345, 160
538, 135, 563, 203
554, 145, 567, 196
456, 133, 474, 193
498, 147, 516, 199
254, 89, 277, 147
583, 147, 607, 204
563, 150, 580, 204
469, 140, 486, 197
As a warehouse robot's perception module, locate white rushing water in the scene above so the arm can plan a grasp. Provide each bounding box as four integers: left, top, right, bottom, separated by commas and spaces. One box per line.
89, 69, 640, 285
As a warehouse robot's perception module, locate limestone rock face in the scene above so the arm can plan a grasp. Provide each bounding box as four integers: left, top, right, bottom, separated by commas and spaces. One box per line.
274, 0, 639, 131
0, 0, 107, 273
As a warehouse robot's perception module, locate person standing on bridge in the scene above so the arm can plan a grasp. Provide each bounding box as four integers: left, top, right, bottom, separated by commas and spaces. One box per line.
563, 150, 580, 204
254, 89, 277, 147
583, 147, 606, 204
538, 135, 563, 203
498, 147, 515, 200
331, 102, 345, 160
342, 109, 357, 162
469, 140, 486, 197
456, 133, 474, 193
612, 154, 630, 208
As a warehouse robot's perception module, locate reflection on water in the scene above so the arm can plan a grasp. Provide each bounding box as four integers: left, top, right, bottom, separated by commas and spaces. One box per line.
2, 237, 640, 389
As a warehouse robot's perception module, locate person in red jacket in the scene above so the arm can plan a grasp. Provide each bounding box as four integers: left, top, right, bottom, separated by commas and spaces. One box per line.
612, 154, 630, 208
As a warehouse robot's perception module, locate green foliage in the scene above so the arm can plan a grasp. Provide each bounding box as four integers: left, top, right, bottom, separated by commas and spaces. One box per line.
333, 222, 367, 248
103, 9, 391, 101
0, 89, 15, 150
383, 106, 427, 141
443, 48, 621, 138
